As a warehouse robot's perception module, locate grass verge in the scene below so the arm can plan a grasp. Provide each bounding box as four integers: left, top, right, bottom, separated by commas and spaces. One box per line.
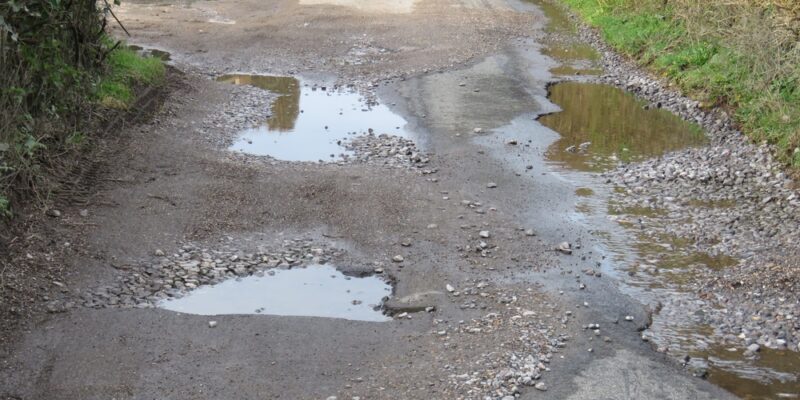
96, 45, 165, 109
557, 0, 800, 167
0, 42, 164, 218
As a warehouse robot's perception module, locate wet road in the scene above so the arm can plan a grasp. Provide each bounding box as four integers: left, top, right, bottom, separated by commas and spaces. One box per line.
2, 0, 795, 399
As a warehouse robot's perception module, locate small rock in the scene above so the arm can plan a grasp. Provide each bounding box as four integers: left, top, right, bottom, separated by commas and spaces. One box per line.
525, 229, 536, 236
557, 241, 572, 255
392, 255, 404, 263
208, 321, 218, 328
473, 128, 483, 134
446, 284, 455, 293
154, 249, 166, 257
79, 209, 89, 217
46, 209, 61, 217
479, 230, 490, 238
534, 382, 547, 391
487, 182, 497, 188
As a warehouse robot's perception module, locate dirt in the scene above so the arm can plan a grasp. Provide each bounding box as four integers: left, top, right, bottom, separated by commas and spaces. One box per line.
0, 0, 756, 399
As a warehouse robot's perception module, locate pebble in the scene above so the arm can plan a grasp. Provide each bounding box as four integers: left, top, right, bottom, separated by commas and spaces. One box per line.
479, 230, 490, 238
392, 255, 404, 263
557, 242, 572, 255
487, 182, 497, 188
208, 321, 218, 328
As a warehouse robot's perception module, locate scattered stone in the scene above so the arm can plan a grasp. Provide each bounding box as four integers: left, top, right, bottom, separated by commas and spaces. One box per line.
208, 321, 218, 328
392, 255, 404, 263
487, 182, 497, 188
46, 209, 61, 218
446, 284, 455, 293
479, 230, 490, 238
557, 242, 572, 255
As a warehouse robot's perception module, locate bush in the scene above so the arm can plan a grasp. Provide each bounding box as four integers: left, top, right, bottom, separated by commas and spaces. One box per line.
1, 1, 164, 217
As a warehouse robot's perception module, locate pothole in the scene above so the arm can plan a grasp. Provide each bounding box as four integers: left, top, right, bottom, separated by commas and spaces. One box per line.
159, 264, 392, 321
128, 45, 171, 61
217, 74, 411, 162
539, 82, 705, 172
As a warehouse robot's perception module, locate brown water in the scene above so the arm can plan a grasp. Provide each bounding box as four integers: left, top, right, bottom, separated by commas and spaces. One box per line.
540, 82, 706, 172
549, 65, 603, 77
700, 346, 800, 399
524, 0, 603, 76
537, 80, 796, 397
524, 0, 575, 34
542, 42, 599, 62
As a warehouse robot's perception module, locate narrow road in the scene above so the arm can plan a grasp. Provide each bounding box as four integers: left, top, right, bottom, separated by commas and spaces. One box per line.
1, 0, 742, 399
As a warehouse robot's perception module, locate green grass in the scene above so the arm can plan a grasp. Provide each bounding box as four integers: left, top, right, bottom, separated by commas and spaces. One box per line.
558, 0, 800, 167
96, 45, 165, 109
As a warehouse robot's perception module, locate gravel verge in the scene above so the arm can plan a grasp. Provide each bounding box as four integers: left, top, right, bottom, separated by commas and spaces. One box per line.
559, 12, 800, 353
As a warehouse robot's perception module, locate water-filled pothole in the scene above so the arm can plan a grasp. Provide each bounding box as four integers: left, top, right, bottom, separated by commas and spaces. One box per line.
128, 45, 171, 61
159, 264, 392, 321
549, 65, 603, 77
542, 42, 599, 62
540, 82, 706, 172
217, 74, 410, 161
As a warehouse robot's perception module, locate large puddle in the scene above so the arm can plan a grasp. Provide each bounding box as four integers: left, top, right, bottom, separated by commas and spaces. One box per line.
218, 74, 410, 161
539, 82, 705, 172
159, 264, 392, 322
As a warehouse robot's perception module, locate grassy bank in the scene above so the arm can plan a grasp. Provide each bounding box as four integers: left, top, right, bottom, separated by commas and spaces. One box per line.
1, 0, 164, 217
97, 45, 165, 109
558, 0, 800, 167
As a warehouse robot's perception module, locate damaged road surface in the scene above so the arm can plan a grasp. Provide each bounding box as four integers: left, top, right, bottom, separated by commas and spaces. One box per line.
2, 0, 796, 399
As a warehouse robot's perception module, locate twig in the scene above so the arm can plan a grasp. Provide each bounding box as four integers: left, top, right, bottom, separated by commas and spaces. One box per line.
104, 0, 130, 37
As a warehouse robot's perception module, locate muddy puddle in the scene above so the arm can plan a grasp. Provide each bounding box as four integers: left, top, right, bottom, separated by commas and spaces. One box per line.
524, 0, 602, 76
159, 264, 392, 321
129, 45, 171, 61
525, 25, 796, 393
218, 74, 410, 161
539, 82, 705, 172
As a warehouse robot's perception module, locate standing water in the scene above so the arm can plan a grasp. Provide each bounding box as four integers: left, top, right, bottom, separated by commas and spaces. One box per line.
217, 74, 411, 161
539, 82, 705, 172
159, 264, 392, 322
